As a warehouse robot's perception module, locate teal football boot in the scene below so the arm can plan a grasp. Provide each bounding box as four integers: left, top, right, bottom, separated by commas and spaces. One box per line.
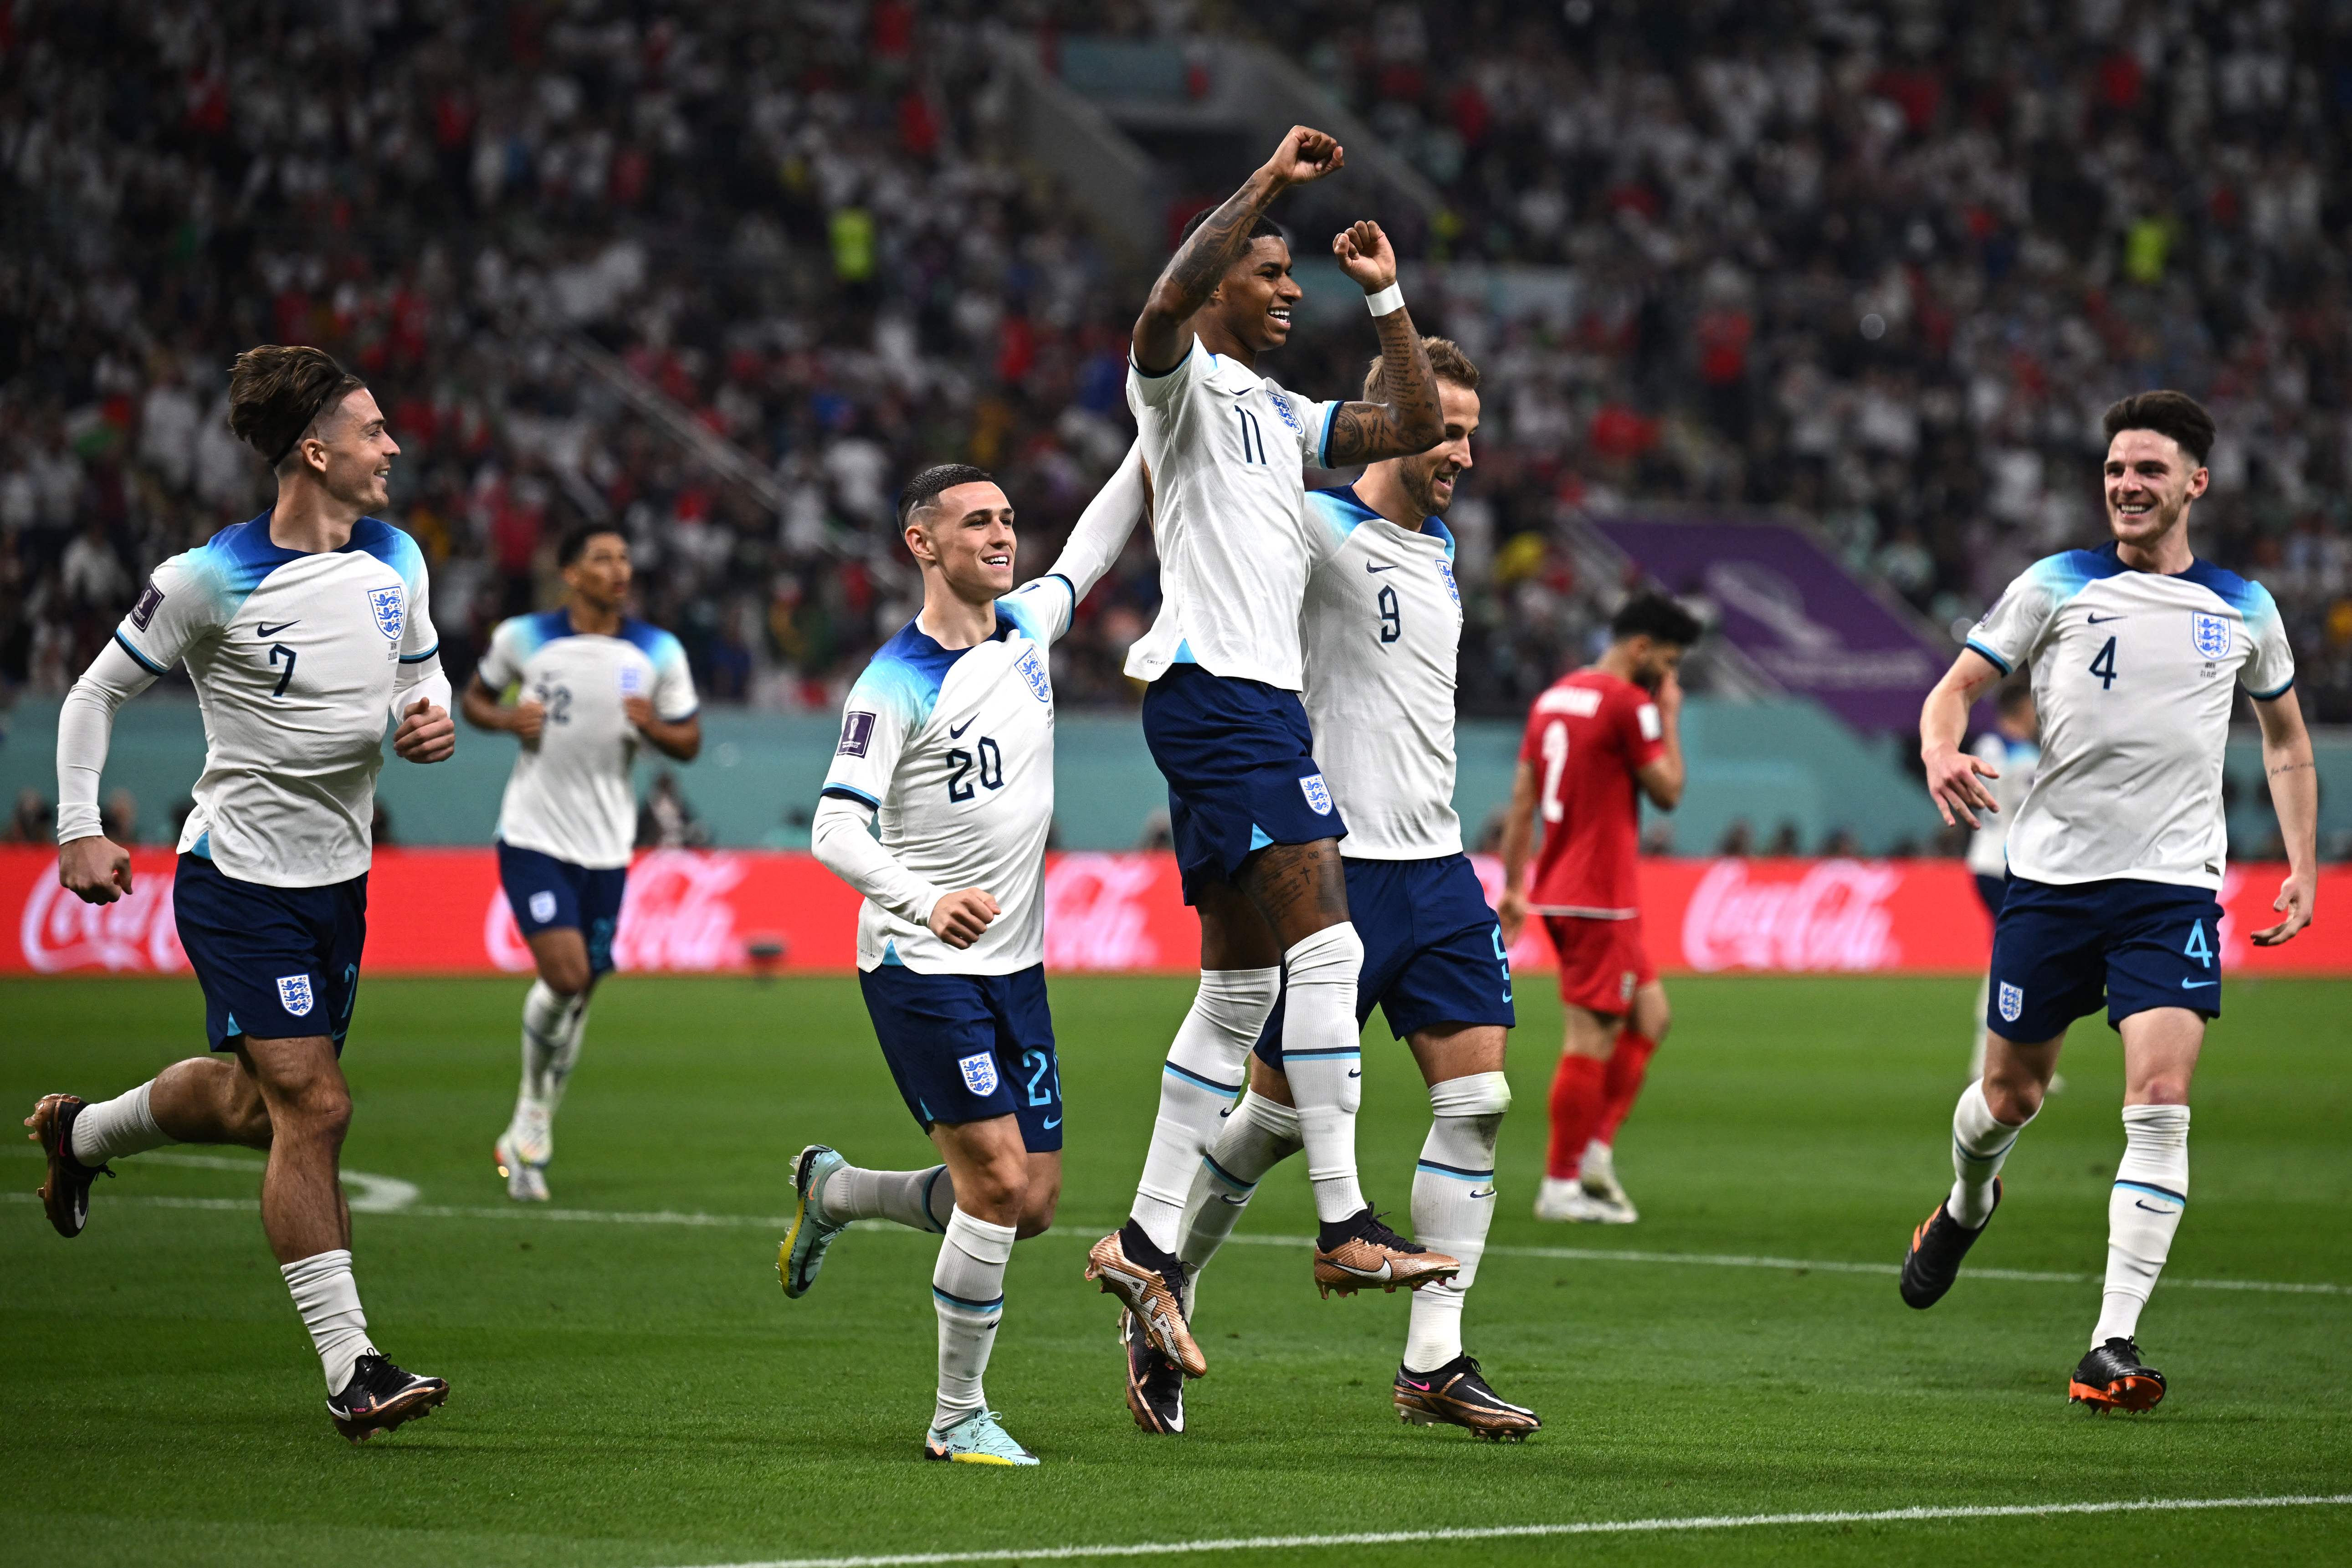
922, 1409, 1039, 1466
779, 1144, 851, 1299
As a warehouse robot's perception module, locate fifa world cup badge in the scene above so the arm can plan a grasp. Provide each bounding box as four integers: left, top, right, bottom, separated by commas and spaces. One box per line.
1997, 982, 2024, 1024
958, 1052, 999, 1097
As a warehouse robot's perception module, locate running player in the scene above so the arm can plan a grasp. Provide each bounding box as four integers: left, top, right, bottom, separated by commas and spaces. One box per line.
1090, 124, 1453, 1381
462, 523, 701, 1201
1902, 391, 2316, 1412
778, 454, 1145, 1466
1962, 681, 2038, 1081
1498, 594, 1702, 1225
28, 345, 456, 1442
1157, 340, 1537, 1440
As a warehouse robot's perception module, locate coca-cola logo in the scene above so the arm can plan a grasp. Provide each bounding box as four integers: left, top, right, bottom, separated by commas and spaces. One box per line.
20, 871, 187, 974
1044, 854, 1164, 971
483, 851, 748, 972
1681, 859, 1900, 972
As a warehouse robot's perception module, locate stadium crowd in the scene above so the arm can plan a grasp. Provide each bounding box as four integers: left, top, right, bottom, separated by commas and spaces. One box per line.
3, 0, 2349, 744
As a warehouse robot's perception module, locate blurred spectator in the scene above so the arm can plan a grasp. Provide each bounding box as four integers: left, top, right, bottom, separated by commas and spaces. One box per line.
1716, 820, 1755, 856
9, 788, 55, 844
99, 788, 137, 845
638, 771, 710, 850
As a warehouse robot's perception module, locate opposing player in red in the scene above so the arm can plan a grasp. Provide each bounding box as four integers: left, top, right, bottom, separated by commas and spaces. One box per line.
1498, 594, 1701, 1224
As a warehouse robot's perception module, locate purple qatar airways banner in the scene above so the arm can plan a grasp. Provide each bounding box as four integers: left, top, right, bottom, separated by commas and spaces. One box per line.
1590, 516, 1947, 731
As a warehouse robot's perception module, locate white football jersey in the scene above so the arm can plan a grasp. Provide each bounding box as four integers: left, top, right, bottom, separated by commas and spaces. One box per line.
1966, 544, 2295, 890
821, 577, 1076, 974
475, 611, 699, 869
113, 513, 442, 887
1124, 338, 1340, 690
1963, 730, 2040, 877
1298, 486, 1465, 859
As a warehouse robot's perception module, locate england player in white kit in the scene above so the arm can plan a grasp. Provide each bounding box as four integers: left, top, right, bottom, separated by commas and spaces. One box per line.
462, 523, 701, 1201
1903, 392, 2318, 1414
1137, 340, 1540, 1441
29, 347, 457, 1442
1091, 125, 1461, 1382
776, 456, 1145, 1466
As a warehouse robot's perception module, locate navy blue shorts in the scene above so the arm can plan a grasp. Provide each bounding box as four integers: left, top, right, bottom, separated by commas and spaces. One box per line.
498, 841, 628, 976
1974, 873, 2007, 919
173, 853, 367, 1052
1987, 876, 2225, 1041
858, 963, 1064, 1152
1255, 855, 1516, 1069
1141, 664, 1347, 904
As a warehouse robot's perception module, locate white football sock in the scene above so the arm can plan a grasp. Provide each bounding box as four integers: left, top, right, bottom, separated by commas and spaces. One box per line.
1947, 1080, 2030, 1229
1178, 1092, 1303, 1273
520, 981, 592, 1117
931, 1207, 1015, 1432
2093, 1104, 2190, 1346
282, 1248, 378, 1395
69, 1081, 169, 1165
1404, 1073, 1509, 1373
1128, 967, 1278, 1252
1279, 925, 1368, 1224
821, 1163, 952, 1233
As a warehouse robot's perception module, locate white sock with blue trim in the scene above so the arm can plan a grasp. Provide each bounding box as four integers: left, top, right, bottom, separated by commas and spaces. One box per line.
822, 1163, 953, 1233
1947, 1080, 2029, 1229
1127, 967, 1278, 1253
1404, 1073, 1510, 1373
2093, 1104, 2189, 1347
1179, 1092, 1303, 1275
1281, 924, 1369, 1225
932, 1207, 1016, 1432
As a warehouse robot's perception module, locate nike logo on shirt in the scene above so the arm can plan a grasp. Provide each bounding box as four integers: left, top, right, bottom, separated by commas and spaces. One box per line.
948, 717, 976, 738
2181, 979, 2217, 989
256, 620, 300, 637
1365, 562, 1400, 573
2086, 613, 2126, 624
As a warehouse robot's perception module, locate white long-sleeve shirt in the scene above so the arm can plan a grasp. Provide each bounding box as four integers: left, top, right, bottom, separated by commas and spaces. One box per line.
56, 512, 449, 887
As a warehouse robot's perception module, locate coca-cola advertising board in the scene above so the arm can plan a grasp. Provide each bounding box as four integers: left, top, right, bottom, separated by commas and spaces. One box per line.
8, 848, 2347, 978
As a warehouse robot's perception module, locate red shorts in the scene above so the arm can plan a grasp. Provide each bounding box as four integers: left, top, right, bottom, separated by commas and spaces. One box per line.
1542, 914, 1656, 1015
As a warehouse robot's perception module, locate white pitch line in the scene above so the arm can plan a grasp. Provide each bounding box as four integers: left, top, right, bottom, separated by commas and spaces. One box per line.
660, 1493, 2352, 1568
5, 1190, 2343, 1297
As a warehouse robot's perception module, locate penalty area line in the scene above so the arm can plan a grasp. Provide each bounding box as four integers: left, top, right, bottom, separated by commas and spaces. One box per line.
6, 1190, 2342, 1297
661, 1493, 2352, 1568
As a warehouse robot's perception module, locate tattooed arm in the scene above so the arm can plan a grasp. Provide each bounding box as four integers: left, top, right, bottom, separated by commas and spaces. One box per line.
1132, 125, 1344, 374
1321, 220, 1445, 465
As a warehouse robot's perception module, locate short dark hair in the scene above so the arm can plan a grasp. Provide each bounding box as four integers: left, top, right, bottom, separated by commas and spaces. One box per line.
1610, 592, 1704, 648
226, 345, 367, 471
558, 521, 627, 568
2102, 390, 2215, 468
1363, 337, 1481, 401
897, 463, 997, 529
1178, 205, 1287, 250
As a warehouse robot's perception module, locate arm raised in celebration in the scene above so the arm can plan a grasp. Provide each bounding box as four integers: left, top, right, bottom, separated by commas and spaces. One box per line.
1321, 220, 1445, 466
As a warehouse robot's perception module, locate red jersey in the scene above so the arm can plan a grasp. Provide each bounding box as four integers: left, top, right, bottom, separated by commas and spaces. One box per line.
1518, 669, 1664, 917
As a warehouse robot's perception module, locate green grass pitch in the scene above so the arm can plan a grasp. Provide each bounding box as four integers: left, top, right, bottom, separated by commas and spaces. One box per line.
3, 974, 2347, 1567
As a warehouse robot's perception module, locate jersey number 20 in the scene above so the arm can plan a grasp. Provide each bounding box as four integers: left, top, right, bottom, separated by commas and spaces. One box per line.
946, 737, 1004, 802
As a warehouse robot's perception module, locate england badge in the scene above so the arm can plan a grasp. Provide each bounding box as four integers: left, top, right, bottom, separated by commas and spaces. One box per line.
958, 1051, 999, 1097
2189, 611, 2232, 661
277, 974, 317, 1018
367, 585, 405, 642
1299, 773, 1334, 815
1997, 981, 2023, 1024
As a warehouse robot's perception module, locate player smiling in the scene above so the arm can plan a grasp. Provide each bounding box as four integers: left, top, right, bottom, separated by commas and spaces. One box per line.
1903, 390, 2317, 1412
1090, 124, 1455, 1384
29, 345, 456, 1442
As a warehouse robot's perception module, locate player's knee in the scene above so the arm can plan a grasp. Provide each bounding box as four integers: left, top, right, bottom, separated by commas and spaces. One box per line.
1017, 1179, 1060, 1240
960, 1146, 1029, 1216
1981, 1071, 2044, 1124
540, 952, 592, 998
1430, 1071, 1511, 1120
1282, 921, 1363, 989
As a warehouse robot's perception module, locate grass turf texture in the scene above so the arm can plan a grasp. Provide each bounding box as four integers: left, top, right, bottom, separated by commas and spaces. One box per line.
3, 974, 2347, 1568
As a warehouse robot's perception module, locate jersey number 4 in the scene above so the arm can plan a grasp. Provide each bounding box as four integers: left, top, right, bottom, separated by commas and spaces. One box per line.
946, 737, 1004, 802
2088, 635, 2119, 690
